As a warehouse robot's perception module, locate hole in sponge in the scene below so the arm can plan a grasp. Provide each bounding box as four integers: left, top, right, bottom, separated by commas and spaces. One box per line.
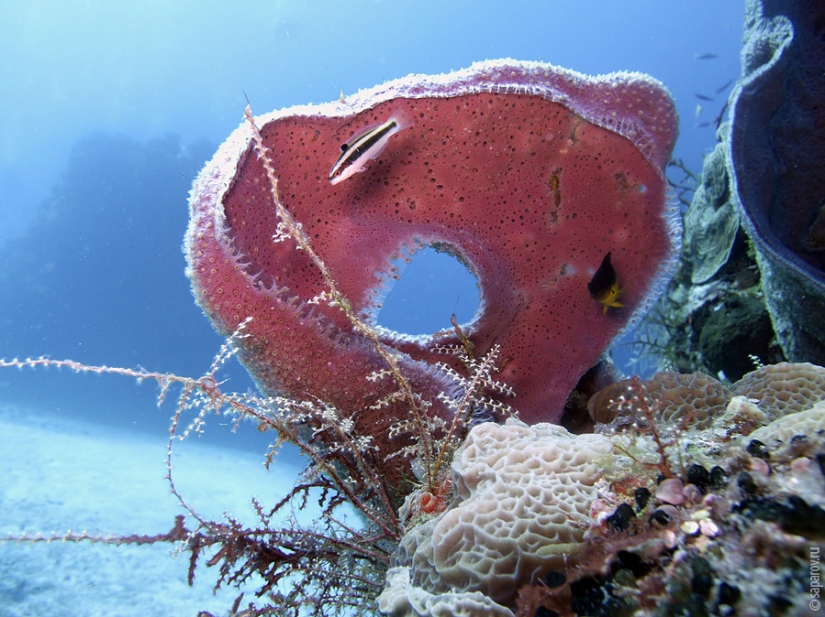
376, 246, 480, 337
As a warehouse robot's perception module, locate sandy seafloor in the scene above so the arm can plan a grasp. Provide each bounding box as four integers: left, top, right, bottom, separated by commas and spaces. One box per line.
0, 402, 307, 617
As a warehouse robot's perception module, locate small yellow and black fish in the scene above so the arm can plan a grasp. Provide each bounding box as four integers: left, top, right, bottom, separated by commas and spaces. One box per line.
588, 251, 624, 314
329, 110, 413, 185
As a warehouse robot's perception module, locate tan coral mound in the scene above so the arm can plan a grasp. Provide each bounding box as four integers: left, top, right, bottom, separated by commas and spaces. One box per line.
588, 362, 825, 430
731, 362, 825, 420
587, 371, 732, 428
746, 400, 825, 445
390, 419, 613, 607
646, 371, 732, 427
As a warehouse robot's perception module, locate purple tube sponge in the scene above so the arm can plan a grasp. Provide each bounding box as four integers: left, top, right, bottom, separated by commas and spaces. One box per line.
727, 0, 825, 364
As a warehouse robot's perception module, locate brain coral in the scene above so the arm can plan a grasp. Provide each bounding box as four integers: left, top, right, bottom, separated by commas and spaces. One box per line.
381, 362, 825, 615
379, 566, 515, 617
588, 371, 733, 428
391, 418, 613, 605
588, 362, 825, 430
731, 362, 825, 420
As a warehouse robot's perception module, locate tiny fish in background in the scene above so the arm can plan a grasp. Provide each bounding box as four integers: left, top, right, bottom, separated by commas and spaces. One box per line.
329, 110, 413, 185
695, 53, 719, 60
588, 252, 624, 314
712, 100, 730, 130
695, 93, 714, 101
715, 78, 734, 94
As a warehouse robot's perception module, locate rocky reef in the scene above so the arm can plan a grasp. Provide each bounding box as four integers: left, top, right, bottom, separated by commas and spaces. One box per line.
379, 362, 825, 616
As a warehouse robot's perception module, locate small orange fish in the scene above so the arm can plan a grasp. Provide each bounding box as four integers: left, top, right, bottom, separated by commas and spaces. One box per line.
329, 110, 413, 185
588, 252, 624, 314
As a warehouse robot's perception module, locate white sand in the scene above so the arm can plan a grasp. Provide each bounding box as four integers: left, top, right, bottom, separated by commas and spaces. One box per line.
0, 404, 307, 617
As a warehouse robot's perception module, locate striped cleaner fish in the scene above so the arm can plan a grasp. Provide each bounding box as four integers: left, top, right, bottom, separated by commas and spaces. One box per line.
329, 110, 413, 185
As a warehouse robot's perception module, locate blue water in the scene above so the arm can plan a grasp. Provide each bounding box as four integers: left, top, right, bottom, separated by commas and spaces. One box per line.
0, 1, 742, 440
